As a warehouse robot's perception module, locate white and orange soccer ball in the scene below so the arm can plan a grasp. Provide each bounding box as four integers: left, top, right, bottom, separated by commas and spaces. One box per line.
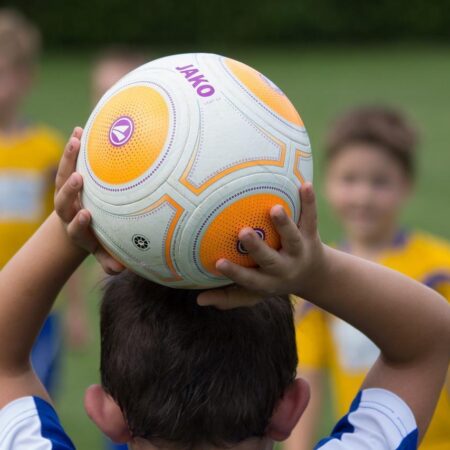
77, 53, 313, 288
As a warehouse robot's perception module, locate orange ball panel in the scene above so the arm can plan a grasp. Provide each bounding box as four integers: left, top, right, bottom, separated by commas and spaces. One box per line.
199, 193, 292, 274
87, 85, 169, 184
225, 58, 303, 126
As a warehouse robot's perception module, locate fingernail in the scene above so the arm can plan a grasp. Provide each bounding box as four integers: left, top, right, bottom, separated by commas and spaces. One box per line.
239, 227, 255, 241
72, 127, 78, 137
273, 204, 286, 220
70, 174, 79, 187
216, 259, 228, 271
79, 212, 88, 225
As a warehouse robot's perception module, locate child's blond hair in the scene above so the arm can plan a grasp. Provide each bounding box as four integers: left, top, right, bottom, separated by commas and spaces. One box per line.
0, 9, 41, 69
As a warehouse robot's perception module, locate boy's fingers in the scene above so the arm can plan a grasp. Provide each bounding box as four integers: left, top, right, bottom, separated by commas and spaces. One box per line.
54, 173, 83, 223
298, 182, 318, 239
237, 228, 282, 272
215, 258, 275, 293
197, 286, 262, 310
72, 126, 83, 140
55, 136, 81, 193
66, 210, 96, 253
94, 248, 126, 275
270, 205, 303, 256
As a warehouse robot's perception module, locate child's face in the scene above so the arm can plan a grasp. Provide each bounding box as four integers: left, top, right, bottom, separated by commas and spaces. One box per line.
325, 143, 412, 242
0, 56, 32, 115
91, 60, 136, 104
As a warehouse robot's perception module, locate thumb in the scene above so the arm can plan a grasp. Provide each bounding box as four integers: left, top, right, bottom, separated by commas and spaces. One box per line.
298, 182, 318, 239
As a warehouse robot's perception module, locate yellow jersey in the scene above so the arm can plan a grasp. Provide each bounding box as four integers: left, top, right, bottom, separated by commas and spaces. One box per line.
0, 125, 63, 268
295, 231, 450, 450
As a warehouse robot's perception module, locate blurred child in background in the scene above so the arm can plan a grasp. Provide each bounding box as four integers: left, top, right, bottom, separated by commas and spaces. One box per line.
91, 47, 147, 103
90, 45, 147, 450
286, 106, 450, 450
0, 9, 89, 396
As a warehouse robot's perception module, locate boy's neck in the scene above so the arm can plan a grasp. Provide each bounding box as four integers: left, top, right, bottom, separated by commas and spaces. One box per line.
130, 437, 274, 450
345, 226, 403, 261
0, 109, 22, 135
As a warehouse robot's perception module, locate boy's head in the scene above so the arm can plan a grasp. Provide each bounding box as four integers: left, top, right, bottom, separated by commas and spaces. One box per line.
324, 106, 418, 243
91, 47, 147, 103
0, 9, 40, 120
84, 271, 309, 449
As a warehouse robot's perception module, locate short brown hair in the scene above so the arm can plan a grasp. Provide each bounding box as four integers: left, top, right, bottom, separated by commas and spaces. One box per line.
100, 271, 297, 447
325, 106, 418, 178
93, 46, 147, 71
0, 9, 41, 69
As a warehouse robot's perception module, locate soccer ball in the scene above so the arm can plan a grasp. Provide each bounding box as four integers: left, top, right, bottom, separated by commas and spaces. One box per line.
77, 53, 313, 288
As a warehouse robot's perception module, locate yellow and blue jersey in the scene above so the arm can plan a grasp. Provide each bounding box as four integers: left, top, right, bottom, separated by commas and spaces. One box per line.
295, 230, 450, 450
0, 125, 63, 268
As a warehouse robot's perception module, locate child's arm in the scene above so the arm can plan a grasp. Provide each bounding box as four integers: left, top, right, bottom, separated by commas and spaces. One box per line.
198, 184, 450, 441
306, 246, 449, 440
0, 212, 86, 406
0, 129, 122, 408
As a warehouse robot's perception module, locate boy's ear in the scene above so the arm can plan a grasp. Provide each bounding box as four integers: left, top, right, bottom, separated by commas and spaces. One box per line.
84, 384, 132, 444
266, 377, 310, 442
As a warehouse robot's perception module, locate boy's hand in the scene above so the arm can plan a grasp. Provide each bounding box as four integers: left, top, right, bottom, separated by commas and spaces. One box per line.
198, 183, 325, 309
54, 127, 125, 275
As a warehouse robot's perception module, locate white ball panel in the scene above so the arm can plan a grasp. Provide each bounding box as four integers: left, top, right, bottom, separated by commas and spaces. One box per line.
174, 95, 285, 191
82, 187, 193, 285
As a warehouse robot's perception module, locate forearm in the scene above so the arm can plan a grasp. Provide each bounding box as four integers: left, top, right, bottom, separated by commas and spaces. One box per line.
0, 212, 87, 372
300, 245, 450, 363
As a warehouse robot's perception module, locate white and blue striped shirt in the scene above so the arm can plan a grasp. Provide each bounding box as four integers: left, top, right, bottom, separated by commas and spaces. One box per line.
0, 388, 417, 449
314, 389, 418, 449
0, 396, 74, 449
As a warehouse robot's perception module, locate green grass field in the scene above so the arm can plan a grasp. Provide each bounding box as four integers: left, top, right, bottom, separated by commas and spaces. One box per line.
24, 45, 450, 448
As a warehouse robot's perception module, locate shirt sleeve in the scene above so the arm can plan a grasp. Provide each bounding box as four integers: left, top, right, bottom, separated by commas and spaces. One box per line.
0, 396, 75, 450
314, 388, 418, 450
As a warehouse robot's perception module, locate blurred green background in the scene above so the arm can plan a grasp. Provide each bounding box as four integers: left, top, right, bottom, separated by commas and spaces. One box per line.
6, 0, 450, 46
4, 0, 450, 447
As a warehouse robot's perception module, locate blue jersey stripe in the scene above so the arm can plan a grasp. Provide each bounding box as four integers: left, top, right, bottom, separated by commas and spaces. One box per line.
422, 272, 450, 290
313, 389, 418, 450
33, 397, 75, 449
395, 429, 418, 449
314, 391, 362, 448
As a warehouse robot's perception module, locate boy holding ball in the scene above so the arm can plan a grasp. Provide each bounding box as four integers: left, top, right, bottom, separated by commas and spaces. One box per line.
0, 129, 448, 449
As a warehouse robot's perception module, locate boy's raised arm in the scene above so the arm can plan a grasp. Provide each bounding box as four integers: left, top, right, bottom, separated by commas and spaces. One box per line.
0, 128, 123, 407
0, 130, 87, 406
198, 184, 450, 442
306, 245, 449, 439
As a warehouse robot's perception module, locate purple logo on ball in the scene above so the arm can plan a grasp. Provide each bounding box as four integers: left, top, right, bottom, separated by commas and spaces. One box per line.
109, 116, 134, 147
